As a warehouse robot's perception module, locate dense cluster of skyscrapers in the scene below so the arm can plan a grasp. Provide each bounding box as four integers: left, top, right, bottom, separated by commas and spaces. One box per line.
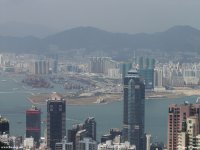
157, 62, 200, 87
3, 52, 200, 150
3, 52, 200, 88
0, 66, 147, 150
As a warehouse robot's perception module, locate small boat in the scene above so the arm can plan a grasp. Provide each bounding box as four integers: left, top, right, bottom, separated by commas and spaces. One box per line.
1, 80, 7, 82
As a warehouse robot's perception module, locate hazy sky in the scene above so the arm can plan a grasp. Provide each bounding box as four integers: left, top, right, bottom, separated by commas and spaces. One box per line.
1, 0, 200, 33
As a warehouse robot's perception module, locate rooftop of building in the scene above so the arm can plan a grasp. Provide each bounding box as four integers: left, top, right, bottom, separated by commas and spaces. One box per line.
72, 123, 84, 129
0, 116, 9, 123
169, 101, 200, 108
85, 117, 95, 122
125, 69, 140, 78
27, 105, 40, 111
47, 92, 64, 101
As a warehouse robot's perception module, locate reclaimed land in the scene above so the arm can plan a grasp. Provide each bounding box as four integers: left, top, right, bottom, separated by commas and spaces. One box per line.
146, 87, 200, 99
27, 87, 200, 105
28, 93, 122, 105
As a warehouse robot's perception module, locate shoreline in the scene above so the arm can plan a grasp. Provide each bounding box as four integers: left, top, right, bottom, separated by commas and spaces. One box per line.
27, 88, 200, 106
27, 98, 121, 106
27, 93, 122, 106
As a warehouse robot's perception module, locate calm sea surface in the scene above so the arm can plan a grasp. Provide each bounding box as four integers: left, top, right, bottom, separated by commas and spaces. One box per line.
0, 74, 198, 144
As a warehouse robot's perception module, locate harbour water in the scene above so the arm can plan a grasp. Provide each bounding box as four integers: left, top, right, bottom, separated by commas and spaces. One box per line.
0, 74, 198, 144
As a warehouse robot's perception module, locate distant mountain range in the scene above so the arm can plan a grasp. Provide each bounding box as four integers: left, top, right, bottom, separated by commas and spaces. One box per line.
0, 25, 200, 54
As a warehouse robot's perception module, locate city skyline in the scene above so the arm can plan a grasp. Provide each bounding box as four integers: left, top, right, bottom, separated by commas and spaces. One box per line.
1, 1, 200, 149
2, 53, 200, 149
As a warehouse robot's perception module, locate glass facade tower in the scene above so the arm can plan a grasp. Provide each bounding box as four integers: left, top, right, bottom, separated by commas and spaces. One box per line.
123, 70, 145, 150
47, 98, 66, 150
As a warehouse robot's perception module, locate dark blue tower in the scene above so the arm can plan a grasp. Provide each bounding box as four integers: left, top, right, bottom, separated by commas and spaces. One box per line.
123, 69, 145, 150
47, 97, 66, 150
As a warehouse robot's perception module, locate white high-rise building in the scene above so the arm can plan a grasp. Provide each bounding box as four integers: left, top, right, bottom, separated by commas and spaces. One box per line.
154, 68, 163, 88
177, 116, 200, 150
177, 132, 187, 150
89, 57, 117, 75
193, 134, 200, 149
146, 134, 151, 150
29, 60, 49, 75
187, 116, 199, 147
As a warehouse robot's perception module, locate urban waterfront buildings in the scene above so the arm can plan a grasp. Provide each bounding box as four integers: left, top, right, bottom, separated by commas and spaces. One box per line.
29, 59, 50, 75
101, 128, 122, 143
0, 134, 23, 149
175, 114, 200, 149
89, 57, 117, 75
76, 129, 87, 150
154, 68, 163, 90
47, 94, 66, 150
138, 69, 154, 89
0, 116, 9, 135
67, 117, 97, 150
68, 124, 84, 150
168, 102, 200, 150
26, 106, 41, 146
137, 57, 155, 90
123, 70, 145, 150
84, 117, 96, 141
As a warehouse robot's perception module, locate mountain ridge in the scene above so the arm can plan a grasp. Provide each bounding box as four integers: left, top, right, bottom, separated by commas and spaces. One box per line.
0, 25, 200, 54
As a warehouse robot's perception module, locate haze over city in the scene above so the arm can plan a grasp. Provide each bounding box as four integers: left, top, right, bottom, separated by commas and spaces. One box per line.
1, 0, 200, 36
2, 1, 200, 150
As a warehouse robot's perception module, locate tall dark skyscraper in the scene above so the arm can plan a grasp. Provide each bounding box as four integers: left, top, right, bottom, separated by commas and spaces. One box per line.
0, 116, 9, 135
26, 106, 41, 146
123, 70, 145, 150
84, 117, 96, 141
47, 95, 66, 150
